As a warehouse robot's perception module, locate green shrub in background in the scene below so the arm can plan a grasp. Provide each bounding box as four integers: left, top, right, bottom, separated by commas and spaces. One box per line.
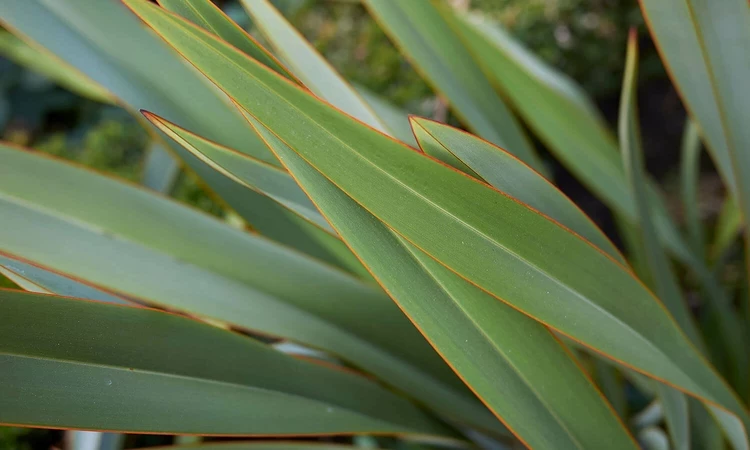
0, 0, 749, 449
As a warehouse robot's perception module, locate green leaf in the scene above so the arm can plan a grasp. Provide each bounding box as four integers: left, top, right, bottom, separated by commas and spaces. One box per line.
356, 86, 418, 147
0, 252, 130, 305
0, 0, 348, 267
0, 143, 490, 438
145, 112, 335, 236
141, 142, 181, 193
712, 196, 742, 263
361, 0, 545, 174
120, 1, 750, 436
240, 0, 389, 134
157, 0, 296, 81
618, 32, 705, 355
0, 31, 111, 102
409, 118, 625, 265
0, 290, 450, 437
445, 12, 621, 211
638, 428, 670, 450
680, 120, 705, 257
242, 110, 637, 450
445, 11, 693, 270
640, 0, 750, 230
656, 384, 690, 450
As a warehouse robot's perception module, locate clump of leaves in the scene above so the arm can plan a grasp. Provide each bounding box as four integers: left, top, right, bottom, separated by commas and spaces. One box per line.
0, 0, 748, 449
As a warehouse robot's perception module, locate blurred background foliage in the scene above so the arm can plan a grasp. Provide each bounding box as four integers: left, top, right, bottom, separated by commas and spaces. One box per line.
0, 0, 717, 446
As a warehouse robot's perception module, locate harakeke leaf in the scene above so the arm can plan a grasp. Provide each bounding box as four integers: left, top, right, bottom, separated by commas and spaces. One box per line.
0, 0, 350, 268
0, 290, 451, 437
145, 113, 336, 236
0, 143, 495, 439
409, 117, 625, 265
0, 31, 111, 102
240, 0, 389, 134
640, 0, 750, 232
0, 252, 130, 305
241, 109, 637, 450
120, 1, 750, 436
158, 0, 297, 81
361, 0, 545, 173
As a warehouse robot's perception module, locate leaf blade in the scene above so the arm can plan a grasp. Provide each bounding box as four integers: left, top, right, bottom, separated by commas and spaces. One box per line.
361, 0, 545, 173
0, 289, 450, 437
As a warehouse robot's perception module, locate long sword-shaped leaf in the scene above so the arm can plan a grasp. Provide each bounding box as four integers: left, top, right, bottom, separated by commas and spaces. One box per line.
239, 0, 388, 135
356, 86, 417, 147
0, 290, 449, 437
679, 120, 705, 257
121, 1, 750, 434
445, 12, 623, 212
445, 11, 698, 273
639, 0, 750, 227
145, 113, 335, 236
619, 34, 705, 353
158, 0, 296, 81
619, 37, 693, 450
620, 35, 748, 412
409, 117, 624, 265
241, 108, 637, 450
712, 197, 742, 263
0, 0, 349, 267
0, 31, 111, 102
656, 384, 689, 450
0, 252, 130, 305
361, 0, 545, 173
0, 144, 495, 437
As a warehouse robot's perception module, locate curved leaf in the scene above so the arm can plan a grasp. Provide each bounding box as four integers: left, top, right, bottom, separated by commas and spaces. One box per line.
445, 11, 697, 274
679, 120, 705, 256
0, 143, 495, 438
409, 117, 625, 264
0, 252, 130, 305
361, 0, 545, 173
242, 109, 637, 450
0, 289, 450, 437
145, 113, 335, 236
240, 0, 388, 134
0, 0, 348, 267
619, 34, 705, 352
0, 31, 111, 102
640, 0, 750, 225
158, 0, 296, 81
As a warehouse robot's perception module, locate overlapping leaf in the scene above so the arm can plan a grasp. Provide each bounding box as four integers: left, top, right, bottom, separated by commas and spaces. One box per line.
409, 118, 624, 265
0, 143, 497, 436
145, 113, 335, 236
158, 0, 296, 81
444, 11, 694, 268
0, 31, 111, 102
0, 252, 130, 305
239, 0, 389, 135
121, 2, 750, 438
239, 108, 637, 450
0, 290, 450, 437
361, 0, 545, 173
0, 0, 351, 267
640, 0, 750, 228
